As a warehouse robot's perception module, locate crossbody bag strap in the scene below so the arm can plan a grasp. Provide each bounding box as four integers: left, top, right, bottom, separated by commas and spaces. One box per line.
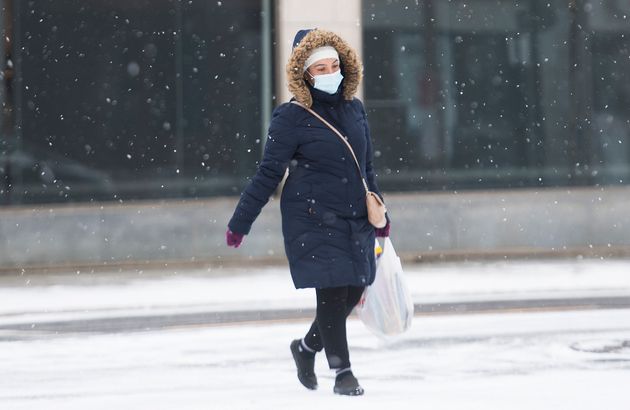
291, 101, 369, 193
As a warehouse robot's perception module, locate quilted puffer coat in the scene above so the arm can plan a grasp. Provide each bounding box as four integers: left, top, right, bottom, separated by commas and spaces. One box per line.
228, 29, 386, 289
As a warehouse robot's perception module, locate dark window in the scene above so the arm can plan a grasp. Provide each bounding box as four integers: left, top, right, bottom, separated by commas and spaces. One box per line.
1, 0, 268, 204
362, 0, 630, 191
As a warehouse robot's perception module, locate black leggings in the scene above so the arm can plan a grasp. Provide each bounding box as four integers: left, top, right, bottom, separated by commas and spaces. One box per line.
303, 285, 365, 370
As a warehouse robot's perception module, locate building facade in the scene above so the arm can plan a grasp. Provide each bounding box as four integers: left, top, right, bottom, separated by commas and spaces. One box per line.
2, 0, 629, 205
1, 0, 629, 269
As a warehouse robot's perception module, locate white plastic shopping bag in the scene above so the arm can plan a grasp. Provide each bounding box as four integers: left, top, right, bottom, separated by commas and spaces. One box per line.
356, 237, 414, 337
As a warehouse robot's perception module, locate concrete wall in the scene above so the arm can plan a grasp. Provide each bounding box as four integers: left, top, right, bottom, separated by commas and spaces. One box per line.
2, 186, 630, 272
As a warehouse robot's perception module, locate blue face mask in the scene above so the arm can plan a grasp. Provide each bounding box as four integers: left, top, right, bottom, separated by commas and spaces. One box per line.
312, 70, 344, 95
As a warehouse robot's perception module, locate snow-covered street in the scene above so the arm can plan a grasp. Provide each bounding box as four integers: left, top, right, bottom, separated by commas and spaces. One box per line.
1, 259, 629, 409
1, 310, 629, 410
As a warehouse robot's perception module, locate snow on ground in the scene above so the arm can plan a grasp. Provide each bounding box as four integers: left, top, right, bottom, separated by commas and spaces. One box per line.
0, 259, 629, 409
0, 310, 629, 409
1, 258, 629, 323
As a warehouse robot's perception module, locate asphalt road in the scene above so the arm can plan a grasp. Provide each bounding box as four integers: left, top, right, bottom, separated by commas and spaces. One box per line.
1, 296, 629, 337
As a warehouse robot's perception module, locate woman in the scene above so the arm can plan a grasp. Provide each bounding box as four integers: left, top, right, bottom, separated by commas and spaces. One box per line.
226, 28, 390, 396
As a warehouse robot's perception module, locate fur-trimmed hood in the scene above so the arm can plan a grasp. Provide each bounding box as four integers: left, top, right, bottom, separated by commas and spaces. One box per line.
286, 29, 363, 108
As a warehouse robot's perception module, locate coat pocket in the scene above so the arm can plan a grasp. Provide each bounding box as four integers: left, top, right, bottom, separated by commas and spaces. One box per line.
305, 197, 342, 227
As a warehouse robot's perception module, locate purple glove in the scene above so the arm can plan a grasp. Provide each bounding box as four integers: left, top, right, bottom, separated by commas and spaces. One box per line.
375, 222, 390, 238
226, 229, 245, 248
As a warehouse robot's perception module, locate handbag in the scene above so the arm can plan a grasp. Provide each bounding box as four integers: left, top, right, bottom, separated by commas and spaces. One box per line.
356, 237, 414, 337
291, 101, 387, 228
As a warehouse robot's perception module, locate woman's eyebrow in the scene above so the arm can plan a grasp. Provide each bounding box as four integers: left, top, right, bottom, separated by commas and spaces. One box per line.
313, 59, 340, 68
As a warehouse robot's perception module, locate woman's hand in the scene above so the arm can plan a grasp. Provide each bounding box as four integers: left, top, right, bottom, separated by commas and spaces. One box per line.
226, 229, 245, 248
375, 222, 390, 238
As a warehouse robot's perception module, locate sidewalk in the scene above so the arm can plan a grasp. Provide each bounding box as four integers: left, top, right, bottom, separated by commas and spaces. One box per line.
1, 258, 629, 330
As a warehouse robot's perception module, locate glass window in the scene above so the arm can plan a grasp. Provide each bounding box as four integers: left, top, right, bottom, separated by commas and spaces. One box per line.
362, 0, 630, 191
590, 8, 630, 184
1, 0, 268, 204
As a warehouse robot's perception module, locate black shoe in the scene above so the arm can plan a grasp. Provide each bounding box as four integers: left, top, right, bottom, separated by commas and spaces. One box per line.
333, 371, 364, 396
290, 339, 317, 390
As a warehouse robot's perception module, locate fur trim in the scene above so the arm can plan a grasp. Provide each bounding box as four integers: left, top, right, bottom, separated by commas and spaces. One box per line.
286, 29, 363, 108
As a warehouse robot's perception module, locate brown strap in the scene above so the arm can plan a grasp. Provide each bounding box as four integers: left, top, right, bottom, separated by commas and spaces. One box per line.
291, 101, 369, 193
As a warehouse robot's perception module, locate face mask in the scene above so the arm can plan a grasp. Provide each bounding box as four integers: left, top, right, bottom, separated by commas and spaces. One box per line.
312, 70, 344, 94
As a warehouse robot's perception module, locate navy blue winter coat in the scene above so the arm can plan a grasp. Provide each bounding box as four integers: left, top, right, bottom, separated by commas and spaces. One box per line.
228, 30, 385, 289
